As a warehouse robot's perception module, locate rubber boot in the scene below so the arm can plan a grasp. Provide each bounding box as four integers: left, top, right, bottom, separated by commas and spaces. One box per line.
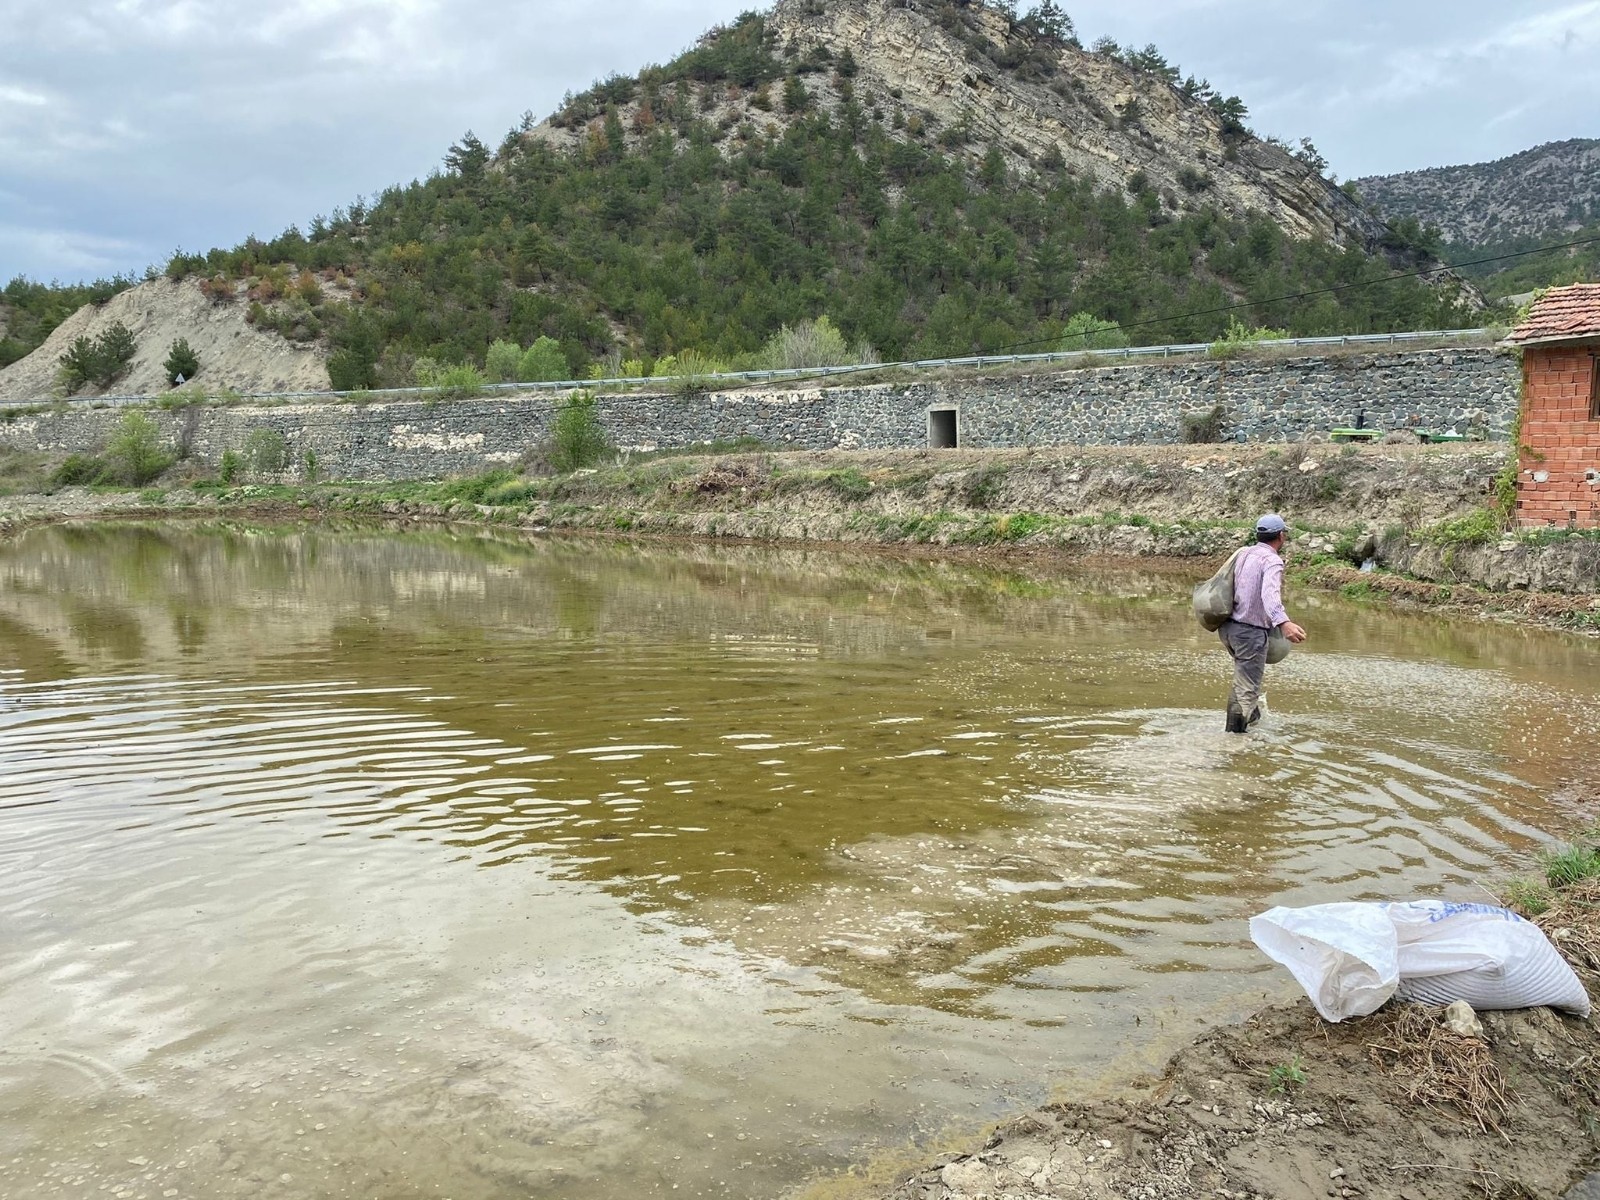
1224, 710, 1249, 734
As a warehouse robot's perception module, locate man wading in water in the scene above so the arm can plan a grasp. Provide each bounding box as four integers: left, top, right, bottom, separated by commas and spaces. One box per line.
1221, 513, 1308, 733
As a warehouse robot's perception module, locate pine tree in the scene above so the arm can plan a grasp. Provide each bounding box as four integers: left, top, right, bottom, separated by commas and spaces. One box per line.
164, 337, 200, 386
782, 74, 810, 114
445, 131, 490, 178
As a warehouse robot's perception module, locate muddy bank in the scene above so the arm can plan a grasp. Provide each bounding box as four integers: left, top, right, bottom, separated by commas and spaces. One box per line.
855, 783, 1600, 1200
5, 442, 1598, 629
11, 441, 1492, 541
875, 998, 1600, 1200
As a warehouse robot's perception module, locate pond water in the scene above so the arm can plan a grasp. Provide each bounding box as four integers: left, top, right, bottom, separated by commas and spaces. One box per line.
1, 523, 1597, 1200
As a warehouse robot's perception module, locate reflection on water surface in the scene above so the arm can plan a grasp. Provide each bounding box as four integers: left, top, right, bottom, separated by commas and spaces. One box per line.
0, 523, 1596, 1199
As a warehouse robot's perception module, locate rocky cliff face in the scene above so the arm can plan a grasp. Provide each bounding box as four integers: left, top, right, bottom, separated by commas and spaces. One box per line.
771, 0, 1388, 248
530, 0, 1395, 255
1356, 138, 1600, 245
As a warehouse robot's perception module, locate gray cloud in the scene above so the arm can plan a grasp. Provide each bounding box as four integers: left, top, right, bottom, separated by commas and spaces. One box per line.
0, 0, 1594, 282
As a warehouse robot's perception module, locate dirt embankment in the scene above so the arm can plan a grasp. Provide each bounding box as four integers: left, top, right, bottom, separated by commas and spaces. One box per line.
383, 441, 1600, 617
0, 278, 329, 402
879, 999, 1600, 1200
3, 441, 1598, 625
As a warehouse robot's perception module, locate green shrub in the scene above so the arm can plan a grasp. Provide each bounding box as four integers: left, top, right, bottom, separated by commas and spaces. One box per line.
652, 350, 727, 379
822, 467, 872, 501
104, 411, 174, 485
486, 479, 539, 505
50, 452, 109, 487
547, 391, 612, 472
485, 339, 523, 383
57, 337, 101, 392
518, 336, 570, 383
219, 449, 241, 484
757, 316, 874, 369
999, 512, 1050, 540
241, 428, 288, 474
412, 357, 443, 387
1208, 317, 1291, 359
96, 322, 137, 382
440, 469, 517, 504
164, 337, 200, 386
329, 348, 378, 391
429, 364, 486, 401
1542, 838, 1600, 889
1422, 507, 1503, 547
1059, 312, 1129, 352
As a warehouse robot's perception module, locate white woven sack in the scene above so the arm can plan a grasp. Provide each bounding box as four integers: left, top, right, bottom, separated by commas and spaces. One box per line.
1249, 903, 1400, 1023
1387, 901, 1591, 1017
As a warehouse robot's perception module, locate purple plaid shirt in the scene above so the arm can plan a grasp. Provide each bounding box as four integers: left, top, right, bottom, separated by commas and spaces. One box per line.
1231, 543, 1289, 629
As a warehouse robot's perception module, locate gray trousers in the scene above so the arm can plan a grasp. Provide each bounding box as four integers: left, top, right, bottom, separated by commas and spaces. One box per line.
1219, 620, 1270, 721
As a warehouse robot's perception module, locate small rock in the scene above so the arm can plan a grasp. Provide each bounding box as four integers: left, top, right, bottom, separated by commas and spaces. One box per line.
1445, 1000, 1484, 1039
1330, 1166, 1346, 1179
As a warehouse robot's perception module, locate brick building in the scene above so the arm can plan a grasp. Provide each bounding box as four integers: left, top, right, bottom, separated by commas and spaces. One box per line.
1505, 283, 1600, 530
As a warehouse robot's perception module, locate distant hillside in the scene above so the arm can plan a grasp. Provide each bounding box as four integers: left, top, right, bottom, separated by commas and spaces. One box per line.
3, 0, 1478, 399
0, 276, 135, 371
1355, 139, 1600, 246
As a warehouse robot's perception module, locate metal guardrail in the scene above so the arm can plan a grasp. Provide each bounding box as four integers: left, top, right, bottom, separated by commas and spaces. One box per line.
52, 327, 1495, 408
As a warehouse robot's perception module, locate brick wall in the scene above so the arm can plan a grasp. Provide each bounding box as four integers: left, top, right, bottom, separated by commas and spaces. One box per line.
1517, 345, 1600, 530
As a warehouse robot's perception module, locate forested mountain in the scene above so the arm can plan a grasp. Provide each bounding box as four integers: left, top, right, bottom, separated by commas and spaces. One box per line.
1354, 140, 1600, 301
5, 0, 1478, 390
1355, 140, 1600, 247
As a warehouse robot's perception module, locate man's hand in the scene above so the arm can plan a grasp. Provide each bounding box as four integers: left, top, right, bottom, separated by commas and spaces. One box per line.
1281, 621, 1308, 644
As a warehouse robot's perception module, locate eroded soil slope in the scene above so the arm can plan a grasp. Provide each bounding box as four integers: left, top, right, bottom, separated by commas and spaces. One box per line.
0, 279, 328, 402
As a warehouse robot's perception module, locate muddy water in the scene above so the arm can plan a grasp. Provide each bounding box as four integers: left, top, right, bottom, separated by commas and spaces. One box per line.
1, 523, 1596, 1200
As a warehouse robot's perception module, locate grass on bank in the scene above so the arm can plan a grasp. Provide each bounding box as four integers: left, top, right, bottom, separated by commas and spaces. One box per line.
0, 446, 51, 496
1503, 824, 1600, 927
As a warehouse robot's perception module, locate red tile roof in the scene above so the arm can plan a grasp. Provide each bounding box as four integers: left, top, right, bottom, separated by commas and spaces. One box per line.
1507, 283, 1600, 346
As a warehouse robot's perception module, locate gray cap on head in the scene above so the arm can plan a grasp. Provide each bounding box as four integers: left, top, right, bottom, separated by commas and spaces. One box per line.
1256, 512, 1288, 535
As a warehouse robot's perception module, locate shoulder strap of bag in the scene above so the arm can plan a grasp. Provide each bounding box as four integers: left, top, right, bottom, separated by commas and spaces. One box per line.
1217, 545, 1245, 583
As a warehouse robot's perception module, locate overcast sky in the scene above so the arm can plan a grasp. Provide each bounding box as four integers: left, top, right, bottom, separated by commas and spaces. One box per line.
1, 0, 1596, 284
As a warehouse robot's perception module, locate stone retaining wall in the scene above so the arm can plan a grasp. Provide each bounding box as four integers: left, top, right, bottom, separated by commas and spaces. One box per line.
0, 347, 1521, 481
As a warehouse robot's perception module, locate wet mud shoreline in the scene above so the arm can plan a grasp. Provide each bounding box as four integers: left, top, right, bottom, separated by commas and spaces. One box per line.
3, 454, 1597, 636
